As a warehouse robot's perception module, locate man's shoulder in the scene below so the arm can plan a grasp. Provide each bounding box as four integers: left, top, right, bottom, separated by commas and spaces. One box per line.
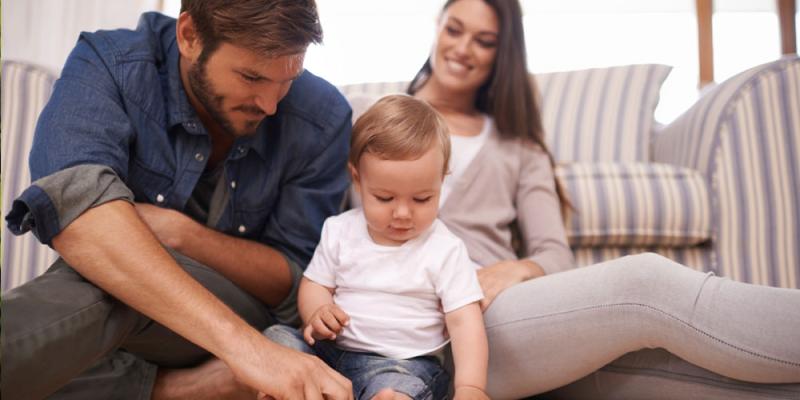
77, 12, 174, 68
279, 70, 352, 133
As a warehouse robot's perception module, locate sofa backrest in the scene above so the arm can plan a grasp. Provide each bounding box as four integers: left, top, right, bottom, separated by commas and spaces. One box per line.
339, 64, 671, 163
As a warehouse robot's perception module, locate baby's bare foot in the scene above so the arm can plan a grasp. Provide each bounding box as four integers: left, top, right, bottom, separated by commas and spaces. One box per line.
152, 357, 255, 400
371, 388, 412, 400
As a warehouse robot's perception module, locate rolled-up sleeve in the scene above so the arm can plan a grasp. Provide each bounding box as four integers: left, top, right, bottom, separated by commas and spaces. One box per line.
6, 165, 134, 245
515, 145, 575, 275
5, 36, 137, 245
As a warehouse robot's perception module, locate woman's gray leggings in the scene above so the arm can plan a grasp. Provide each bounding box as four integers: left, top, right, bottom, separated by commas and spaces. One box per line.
484, 253, 800, 399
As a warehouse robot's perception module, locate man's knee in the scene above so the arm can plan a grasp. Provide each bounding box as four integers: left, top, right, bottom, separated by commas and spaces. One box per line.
3, 258, 136, 340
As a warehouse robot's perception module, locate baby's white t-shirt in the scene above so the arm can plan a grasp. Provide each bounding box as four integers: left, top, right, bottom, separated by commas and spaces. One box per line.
304, 208, 484, 359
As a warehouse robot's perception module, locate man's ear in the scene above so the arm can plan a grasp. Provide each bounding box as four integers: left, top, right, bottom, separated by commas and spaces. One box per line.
176, 12, 203, 62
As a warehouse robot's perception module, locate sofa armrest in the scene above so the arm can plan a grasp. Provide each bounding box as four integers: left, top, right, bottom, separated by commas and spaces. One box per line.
653, 56, 800, 288
2, 61, 61, 292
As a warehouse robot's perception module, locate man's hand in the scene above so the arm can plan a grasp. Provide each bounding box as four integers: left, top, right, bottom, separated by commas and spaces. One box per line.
135, 202, 191, 249
136, 202, 292, 307
225, 334, 353, 400
302, 304, 350, 345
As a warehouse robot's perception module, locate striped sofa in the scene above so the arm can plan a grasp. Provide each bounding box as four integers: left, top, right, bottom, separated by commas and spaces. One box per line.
2, 57, 798, 292
341, 57, 800, 289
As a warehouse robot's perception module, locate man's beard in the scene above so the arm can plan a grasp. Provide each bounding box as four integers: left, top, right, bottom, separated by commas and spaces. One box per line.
188, 58, 261, 137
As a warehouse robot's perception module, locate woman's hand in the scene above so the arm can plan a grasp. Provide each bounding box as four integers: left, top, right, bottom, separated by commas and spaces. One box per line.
477, 259, 545, 311
302, 303, 350, 345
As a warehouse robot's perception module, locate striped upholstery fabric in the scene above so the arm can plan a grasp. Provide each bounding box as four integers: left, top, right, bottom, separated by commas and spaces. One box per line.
2, 61, 60, 292
338, 64, 672, 164
536, 64, 672, 162
557, 162, 711, 247
338, 81, 408, 98
655, 56, 800, 288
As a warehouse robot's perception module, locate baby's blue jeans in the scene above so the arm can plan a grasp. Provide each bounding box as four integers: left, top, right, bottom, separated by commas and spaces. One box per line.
265, 324, 450, 400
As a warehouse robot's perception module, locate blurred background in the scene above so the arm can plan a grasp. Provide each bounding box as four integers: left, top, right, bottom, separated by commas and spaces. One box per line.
2, 0, 797, 124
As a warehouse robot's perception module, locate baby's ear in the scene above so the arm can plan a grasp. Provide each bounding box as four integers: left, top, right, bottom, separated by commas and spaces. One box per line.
348, 162, 359, 181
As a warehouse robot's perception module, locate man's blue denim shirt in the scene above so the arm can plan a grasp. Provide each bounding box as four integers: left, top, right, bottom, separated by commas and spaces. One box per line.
6, 12, 352, 269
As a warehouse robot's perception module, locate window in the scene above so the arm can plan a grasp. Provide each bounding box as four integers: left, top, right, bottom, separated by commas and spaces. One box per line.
161, 0, 795, 124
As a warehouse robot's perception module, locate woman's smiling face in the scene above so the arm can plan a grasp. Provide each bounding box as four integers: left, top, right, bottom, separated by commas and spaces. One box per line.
429, 0, 499, 94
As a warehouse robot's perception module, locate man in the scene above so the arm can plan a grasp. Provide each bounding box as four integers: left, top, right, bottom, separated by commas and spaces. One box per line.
2, 1, 354, 399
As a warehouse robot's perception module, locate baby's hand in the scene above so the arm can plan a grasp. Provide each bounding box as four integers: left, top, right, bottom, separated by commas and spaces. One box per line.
303, 304, 350, 345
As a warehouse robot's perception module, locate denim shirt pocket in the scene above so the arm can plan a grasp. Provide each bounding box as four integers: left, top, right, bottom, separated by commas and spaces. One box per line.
231, 206, 271, 240
127, 156, 174, 205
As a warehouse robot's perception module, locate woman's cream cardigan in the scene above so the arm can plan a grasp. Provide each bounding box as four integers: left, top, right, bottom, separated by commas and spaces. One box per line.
439, 125, 574, 275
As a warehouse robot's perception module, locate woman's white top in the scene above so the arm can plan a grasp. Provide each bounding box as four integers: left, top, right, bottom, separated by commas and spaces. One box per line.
440, 115, 492, 206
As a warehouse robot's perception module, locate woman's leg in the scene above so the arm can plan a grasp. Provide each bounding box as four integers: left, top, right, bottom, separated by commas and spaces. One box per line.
483, 253, 800, 399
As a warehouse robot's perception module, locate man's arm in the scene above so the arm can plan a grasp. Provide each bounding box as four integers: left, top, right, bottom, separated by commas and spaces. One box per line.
9, 35, 351, 398
55, 199, 352, 399
134, 203, 292, 306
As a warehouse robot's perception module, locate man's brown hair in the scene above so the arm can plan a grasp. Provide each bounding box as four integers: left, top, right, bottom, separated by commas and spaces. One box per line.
350, 94, 451, 176
181, 0, 323, 58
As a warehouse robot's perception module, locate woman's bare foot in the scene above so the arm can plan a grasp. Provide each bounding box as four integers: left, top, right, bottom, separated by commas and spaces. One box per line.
371, 388, 412, 400
152, 357, 255, 400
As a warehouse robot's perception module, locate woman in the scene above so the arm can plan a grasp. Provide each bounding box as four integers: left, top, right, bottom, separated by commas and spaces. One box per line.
410, 0, 800, 398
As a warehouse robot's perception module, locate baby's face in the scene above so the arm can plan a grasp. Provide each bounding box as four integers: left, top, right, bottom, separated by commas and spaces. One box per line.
354, 147, 444, 246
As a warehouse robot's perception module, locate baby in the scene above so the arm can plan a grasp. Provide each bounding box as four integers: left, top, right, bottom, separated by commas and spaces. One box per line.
286, 94, 488, 400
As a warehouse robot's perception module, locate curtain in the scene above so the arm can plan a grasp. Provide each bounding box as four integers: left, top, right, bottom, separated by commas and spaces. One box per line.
2, 0, 161, 72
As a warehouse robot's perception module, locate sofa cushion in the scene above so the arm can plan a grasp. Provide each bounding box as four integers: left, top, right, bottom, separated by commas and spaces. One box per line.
557, 162, 711, 247
537, 64, 672, 162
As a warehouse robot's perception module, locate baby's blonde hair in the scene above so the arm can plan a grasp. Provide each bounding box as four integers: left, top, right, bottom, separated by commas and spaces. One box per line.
350, 94, 450, 175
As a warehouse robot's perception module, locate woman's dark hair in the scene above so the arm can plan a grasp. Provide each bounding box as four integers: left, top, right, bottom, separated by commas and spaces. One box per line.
180, 0, 323, 59
408, 0, 572, 216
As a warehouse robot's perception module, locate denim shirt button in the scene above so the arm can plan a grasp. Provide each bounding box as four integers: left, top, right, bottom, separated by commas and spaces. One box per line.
237, 146, 246, 154
230, 181, 237, 189
156, 194, 165, 203
238, 224, 246, 233
194, 153, 205, 162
